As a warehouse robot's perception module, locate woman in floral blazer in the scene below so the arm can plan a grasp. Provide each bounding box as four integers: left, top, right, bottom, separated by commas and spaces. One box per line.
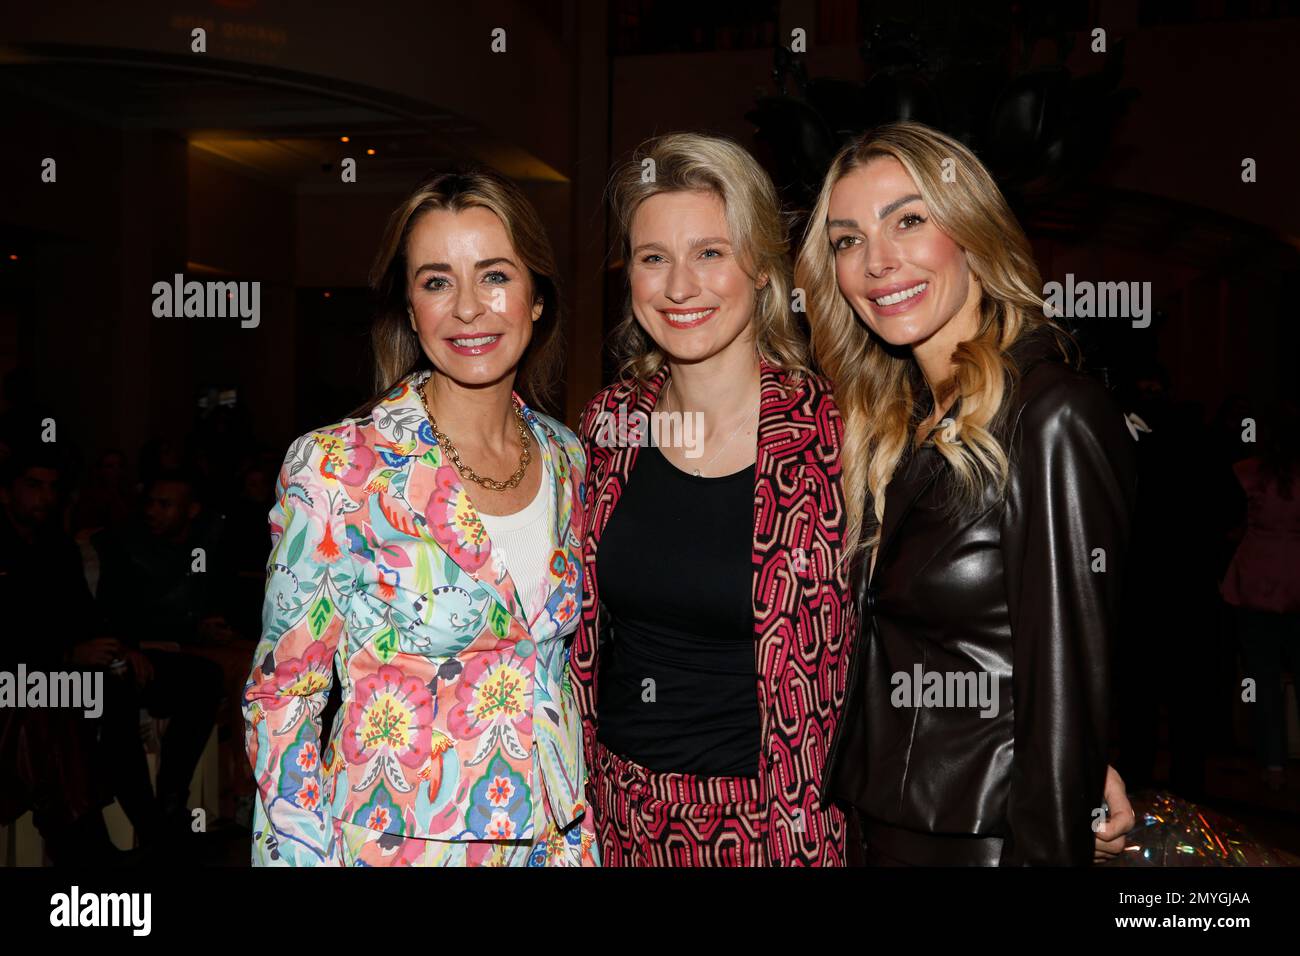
243, 166, 597, 866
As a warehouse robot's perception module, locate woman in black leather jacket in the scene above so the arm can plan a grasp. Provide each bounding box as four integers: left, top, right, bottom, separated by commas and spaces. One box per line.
796, 122, 1139, 865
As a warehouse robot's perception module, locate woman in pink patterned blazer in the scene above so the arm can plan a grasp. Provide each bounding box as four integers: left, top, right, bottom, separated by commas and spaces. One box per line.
570, 133, 855, 866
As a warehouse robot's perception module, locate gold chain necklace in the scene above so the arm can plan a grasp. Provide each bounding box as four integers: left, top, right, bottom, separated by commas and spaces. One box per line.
419, 377, 532, 491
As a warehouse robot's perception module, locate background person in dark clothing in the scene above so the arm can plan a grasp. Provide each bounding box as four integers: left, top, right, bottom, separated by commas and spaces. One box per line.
69, 447, 135, 540
1222, 401, 1300, 791
94, 470, 237, 647
88, 468, 226, 849
0, 439, 123, 863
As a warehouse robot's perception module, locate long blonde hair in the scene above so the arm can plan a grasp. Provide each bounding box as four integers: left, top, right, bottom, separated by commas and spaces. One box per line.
795, 121, 1073, 557
606, 132, 809, 381
350, 165, 564, 420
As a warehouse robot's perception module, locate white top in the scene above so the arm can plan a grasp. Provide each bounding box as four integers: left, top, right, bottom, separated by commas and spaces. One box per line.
478, 454, 554, 621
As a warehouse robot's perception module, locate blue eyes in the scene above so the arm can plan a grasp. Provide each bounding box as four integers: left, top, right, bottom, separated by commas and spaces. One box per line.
640, 248, 723, 264
422, 271, 508, 291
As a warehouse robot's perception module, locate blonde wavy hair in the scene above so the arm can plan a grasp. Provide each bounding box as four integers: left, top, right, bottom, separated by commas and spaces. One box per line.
606, 132, 809, 381
795, 121, 1074, 557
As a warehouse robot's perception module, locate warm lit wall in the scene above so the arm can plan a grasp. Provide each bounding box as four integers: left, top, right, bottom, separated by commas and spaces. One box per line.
2, 0, 577, 177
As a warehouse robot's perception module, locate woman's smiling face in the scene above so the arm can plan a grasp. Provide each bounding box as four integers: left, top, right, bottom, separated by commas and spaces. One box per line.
627, 189, 762, 365
827, 157, 978, 350
406, 205, 541, 389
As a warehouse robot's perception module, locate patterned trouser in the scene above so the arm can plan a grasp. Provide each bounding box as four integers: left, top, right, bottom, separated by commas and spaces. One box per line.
592, 741, 767, 866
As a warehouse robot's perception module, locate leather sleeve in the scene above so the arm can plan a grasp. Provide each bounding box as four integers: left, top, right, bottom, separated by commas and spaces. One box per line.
998, 369, 1138, 865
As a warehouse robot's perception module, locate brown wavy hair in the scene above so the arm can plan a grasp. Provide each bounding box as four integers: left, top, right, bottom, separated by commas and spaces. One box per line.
347, 164, 564, 420
605, 132, 810, 382
795, 121, 1074, 558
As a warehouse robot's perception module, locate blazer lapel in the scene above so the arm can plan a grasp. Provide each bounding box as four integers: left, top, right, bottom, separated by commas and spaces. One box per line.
375, 370, 529, 630
751, 360, 796, 746
519, 406, 580, 631
753, 358, 810, 479
590, 367, 666, 546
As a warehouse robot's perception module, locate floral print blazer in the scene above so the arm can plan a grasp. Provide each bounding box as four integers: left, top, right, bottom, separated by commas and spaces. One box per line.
243, 369, 589, 865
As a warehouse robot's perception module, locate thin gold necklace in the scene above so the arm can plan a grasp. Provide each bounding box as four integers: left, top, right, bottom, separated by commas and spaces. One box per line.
661, 382, 758, 477
419, 377, 531, 491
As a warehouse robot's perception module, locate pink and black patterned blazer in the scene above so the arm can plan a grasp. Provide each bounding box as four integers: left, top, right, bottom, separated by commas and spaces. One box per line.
571, 359, 856, 866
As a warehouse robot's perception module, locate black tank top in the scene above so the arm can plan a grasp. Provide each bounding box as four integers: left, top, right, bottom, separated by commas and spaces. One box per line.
595, 443, 760, 778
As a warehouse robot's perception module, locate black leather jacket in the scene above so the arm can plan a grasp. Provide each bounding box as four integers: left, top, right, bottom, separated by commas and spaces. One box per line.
822, 329, 1139, 865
